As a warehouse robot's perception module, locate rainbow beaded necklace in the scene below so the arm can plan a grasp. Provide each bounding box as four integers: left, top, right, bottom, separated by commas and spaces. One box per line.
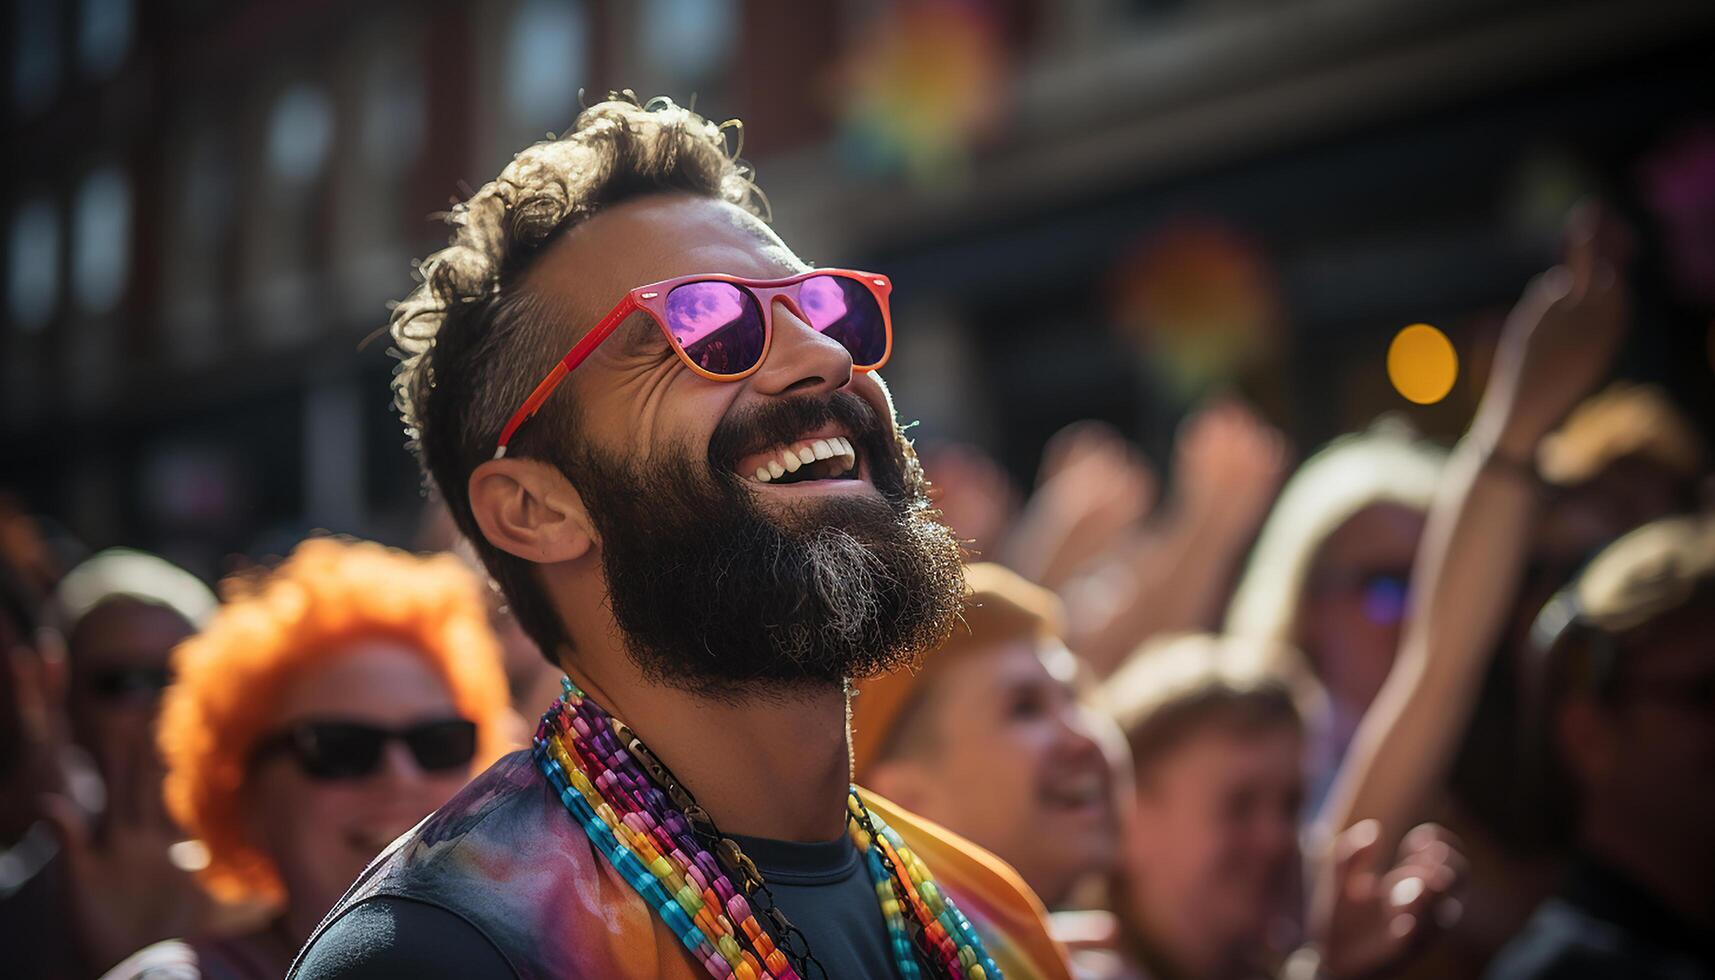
533, 678, 1002, 980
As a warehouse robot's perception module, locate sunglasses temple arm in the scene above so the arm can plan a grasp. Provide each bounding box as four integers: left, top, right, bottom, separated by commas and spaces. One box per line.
493, 299, 639, 458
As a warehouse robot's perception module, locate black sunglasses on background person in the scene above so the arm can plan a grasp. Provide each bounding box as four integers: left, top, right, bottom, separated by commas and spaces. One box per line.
86, 665, 173, 701
252, 718, 478, 780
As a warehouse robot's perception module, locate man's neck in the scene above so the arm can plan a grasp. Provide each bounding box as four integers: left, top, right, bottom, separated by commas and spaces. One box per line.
563, 661, 853, 842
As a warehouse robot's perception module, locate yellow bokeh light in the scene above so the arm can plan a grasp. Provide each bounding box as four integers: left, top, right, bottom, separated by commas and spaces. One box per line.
1387, 323, 1458, 405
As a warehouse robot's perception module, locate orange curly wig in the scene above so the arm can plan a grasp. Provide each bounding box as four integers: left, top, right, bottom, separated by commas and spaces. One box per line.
158, 536, 514, 904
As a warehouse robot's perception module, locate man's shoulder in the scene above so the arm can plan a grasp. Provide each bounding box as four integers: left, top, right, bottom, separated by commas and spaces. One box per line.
294, 897, 517, 980
854, 787, 1074, 980
291, 750, 574, 979
394, 749, 546, 851
336, 749, 563, 885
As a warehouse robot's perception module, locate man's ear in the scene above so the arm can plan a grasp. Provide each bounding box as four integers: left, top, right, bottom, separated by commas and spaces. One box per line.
467, 457, 595, 564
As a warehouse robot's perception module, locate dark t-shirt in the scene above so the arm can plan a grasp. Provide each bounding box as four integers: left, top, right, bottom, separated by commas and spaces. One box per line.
295, 830, 902, 979
1486, 855, 1715, 980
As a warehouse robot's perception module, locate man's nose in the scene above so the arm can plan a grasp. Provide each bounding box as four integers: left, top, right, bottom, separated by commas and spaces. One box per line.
747, 298, 854, 397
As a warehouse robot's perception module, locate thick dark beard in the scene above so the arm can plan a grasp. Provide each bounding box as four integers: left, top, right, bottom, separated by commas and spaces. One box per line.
566, 392, 965, 702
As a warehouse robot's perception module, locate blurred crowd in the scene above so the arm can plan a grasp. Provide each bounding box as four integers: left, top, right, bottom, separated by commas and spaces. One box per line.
2, 205, 1711, 980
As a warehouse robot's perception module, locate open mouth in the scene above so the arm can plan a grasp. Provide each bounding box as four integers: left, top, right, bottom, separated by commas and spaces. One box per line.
745, 435, 860, 486
1041, 770, 1108, 814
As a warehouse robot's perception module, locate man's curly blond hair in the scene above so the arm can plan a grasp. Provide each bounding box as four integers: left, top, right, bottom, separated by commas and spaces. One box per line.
390, 94, 764, 661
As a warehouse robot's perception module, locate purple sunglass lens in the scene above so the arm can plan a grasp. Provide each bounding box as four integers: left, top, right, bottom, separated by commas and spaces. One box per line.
799, 274, 886, 367
1361, 575, 1410, 626
665, 281, 766, 376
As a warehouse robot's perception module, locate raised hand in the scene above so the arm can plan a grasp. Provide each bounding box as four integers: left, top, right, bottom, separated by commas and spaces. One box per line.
1015, 421, 1159, 588
1317, 820, 1466, 980
40, 721, 213, 972
1172, 397, 1288, 534
1480, 205, 1630, 458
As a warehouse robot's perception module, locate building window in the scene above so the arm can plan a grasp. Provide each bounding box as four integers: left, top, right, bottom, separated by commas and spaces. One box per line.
505, 0, 587, 132
639, 0, 737, 87
333, 34, 424, 319
266, 82, 336, 186
72, 166, 131, 315
79, 0, 133, 79
8, 198, 61, 333
360, 47, 425, 176
249, 80, 334, 345
163, 126, 233, 364
14, 0, 61, 115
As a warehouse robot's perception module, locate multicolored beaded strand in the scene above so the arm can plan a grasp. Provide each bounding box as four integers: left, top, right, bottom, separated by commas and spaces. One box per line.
531, 679, 1002, 980
850, 794, 1002, 980
535, 680, 800, 979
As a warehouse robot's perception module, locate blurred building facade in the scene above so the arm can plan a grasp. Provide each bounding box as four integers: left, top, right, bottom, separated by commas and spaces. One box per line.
4, 0, 1712, 578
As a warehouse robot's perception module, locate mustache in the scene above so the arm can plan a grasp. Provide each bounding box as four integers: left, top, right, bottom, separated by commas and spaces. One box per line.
706, 391, 884, 474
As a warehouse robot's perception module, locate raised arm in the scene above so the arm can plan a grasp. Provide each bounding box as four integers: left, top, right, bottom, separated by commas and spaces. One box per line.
1316, 210, 1628, 882
1062, 399, 1286, 675
1001, 420, 1157, 592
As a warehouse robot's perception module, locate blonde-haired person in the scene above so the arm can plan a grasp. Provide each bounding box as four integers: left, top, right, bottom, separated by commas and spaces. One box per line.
104, 537, 511, 980
1104, 634, 1461, 980
1316, 207, 1633, 978
1224, 421, 1446, 809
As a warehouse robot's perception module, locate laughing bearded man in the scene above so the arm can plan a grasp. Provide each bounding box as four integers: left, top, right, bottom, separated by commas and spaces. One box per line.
289, 96, 1071, 980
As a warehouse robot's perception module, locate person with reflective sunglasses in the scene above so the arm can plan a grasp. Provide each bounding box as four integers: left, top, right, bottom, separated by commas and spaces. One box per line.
103, 537, 511, 980
289, 95, 1068, 980
1225, 424, 1447, 814
1317, 207, 1635, 979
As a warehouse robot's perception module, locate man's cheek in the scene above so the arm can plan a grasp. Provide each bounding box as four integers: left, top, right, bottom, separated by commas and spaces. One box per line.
857, 369, 894, 409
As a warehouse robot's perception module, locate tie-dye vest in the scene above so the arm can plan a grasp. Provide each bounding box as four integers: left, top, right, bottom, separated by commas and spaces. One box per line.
288, 751, 1070, 979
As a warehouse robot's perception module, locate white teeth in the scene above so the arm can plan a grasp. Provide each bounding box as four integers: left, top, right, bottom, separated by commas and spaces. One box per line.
749, 436, 859, 484
832, 437, 857, 473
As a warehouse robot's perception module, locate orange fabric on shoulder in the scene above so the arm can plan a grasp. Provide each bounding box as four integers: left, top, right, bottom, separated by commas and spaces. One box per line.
852, 563, 1066, 780
856, 787, 1074, 980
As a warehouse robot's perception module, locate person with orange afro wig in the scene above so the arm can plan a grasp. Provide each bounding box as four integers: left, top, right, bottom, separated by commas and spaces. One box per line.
106, 536, 512, 980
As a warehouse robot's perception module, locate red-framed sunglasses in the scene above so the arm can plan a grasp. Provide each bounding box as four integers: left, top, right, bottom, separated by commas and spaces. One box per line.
494, 269, 894, 457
